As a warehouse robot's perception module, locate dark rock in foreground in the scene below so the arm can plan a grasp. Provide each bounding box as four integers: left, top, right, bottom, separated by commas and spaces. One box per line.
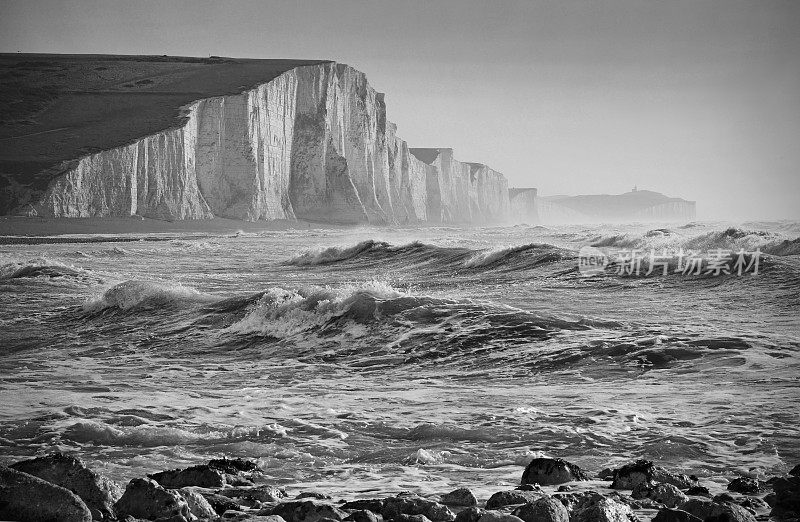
631, 482, 688, 508
520, 458, 588, 486
10, 452, 121, 521
341, 499, 385, 513
208, 457, 261, 474
678, 498, 755, 522
201, 490, 243, 514
148, 458, 262, 489
684, 485, 711, 497
114, 477, 190, 519
440, 487, 478, 507
268, 499, 349, 522
726, 477, 762, 495
149, 465, 227, 488
610, 460, 696, 490
771, 475, 800, 519
511, 497, 569, 522
345, 509, 381, 522
222, 484, 287, 504
381, 494, 456, 521
454, 506, 483, 522
652, 508, 702, 522
179, 487, 217, 518
476, 510, 524, 522
486, 489, 543, 509
564, 492, 634, 522
0, 465, 92, 522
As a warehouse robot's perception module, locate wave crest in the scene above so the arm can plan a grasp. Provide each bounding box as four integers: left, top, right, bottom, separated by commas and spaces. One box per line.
84, 280, 217, 312
0, 257, 91, 281
286, 240, 390, 266
226, 281, 409, 337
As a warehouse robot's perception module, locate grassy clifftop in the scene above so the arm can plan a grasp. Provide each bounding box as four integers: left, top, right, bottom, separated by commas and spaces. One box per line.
0, 54, 327, 213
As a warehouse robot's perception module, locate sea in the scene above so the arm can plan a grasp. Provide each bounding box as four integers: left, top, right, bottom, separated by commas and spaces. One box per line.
1, 221, 799, 500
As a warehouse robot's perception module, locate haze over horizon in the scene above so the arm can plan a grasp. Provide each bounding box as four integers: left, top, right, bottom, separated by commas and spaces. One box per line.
2, 0, 798, 221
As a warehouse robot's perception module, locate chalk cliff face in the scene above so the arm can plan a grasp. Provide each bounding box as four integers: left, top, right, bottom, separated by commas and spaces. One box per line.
22, 62, 510, 225
409, 148, 509, 224
509, 188, 539, 224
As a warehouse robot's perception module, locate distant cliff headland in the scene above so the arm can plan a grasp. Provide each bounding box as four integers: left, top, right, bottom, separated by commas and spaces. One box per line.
0, 54, 694, 226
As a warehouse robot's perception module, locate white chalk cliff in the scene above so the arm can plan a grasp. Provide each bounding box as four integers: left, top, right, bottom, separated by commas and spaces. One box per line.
27, 63, 515, 225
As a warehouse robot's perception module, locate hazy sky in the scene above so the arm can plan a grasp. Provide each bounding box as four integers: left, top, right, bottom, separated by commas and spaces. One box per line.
2, 0, 799, 219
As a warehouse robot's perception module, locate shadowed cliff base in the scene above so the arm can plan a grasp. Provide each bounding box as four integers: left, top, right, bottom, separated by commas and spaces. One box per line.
0, 54, 328, 212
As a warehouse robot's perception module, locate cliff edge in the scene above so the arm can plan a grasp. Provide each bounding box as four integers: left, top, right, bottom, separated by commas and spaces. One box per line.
0, 54, 511, 225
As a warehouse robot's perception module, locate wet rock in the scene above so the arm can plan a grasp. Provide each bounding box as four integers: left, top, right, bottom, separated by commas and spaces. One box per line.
150, 458, 262, 489
712, 493, 737, 504
0, 465, 93, 522
610, 460, 695, 490
396, 515, 433, 522
771, 475, 800, 519
115, 477, 190, 520
208, 458, 260, 474
179, 488, 217, 519
556, 485, 572, 492
150, 465, 226, 489
684, 485, 710, 497
269, 499, 349, 522
202, 491, 243, 514
727, 477, 762, 495
344, 509, 380, 522
341, 499, 385, 513
222, 512, 285, 522
297, 491, 333, 500
737, 496, 769, 513
154, 515, 189, 522
441, 487, 477, 507
570, 494, 634, 522
631, 482, 688, 508
382, 495, 455, 522
454, 507, 483, 522
678, 499, 755, 522
511, 497, 569, 522
222, 485, 287, 504
477, 511, 524, 522
520, 458, 587, 486
598, 468, 615, 480
790, 464, 800, 477
486, 490, 543, 509
10, 452, 121, 521
651, 508, 702, 522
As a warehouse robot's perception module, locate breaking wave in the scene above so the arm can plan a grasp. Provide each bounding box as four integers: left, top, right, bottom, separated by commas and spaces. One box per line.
285, 240, 570, 272
83, 280, 218, 312
0, 257, 95, 282
286, 239, 394, 266
462, 243, 570, 268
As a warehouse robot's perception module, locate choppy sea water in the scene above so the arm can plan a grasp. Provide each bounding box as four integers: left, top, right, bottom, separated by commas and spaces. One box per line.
1, 221, 799, 499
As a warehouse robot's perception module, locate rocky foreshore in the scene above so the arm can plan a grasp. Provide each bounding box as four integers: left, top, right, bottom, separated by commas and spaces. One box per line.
1, 454, 798, 522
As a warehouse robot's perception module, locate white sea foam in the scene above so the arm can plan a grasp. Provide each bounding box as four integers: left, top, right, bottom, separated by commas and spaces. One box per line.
226, 281, 406, 337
